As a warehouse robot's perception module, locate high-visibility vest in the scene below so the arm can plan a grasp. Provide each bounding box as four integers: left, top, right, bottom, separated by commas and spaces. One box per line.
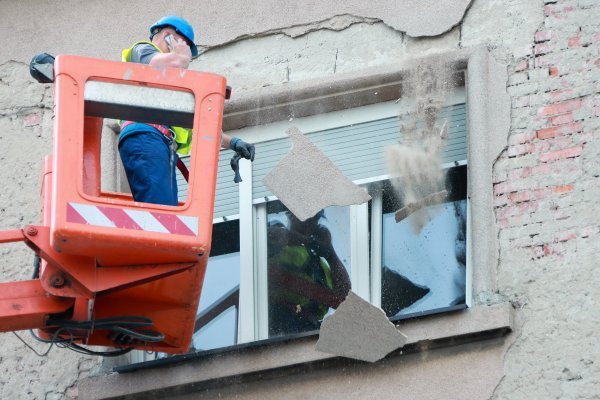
269, 244, 334, 321
121, 41, 193, 155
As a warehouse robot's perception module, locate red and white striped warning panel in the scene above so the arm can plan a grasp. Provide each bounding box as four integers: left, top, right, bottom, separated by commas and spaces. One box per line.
66, 203, 198, 236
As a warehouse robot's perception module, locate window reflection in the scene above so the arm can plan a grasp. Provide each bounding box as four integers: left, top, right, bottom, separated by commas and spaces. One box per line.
381, 165, 467, 319
267, 203, 351, 337
192, 220, 240, 351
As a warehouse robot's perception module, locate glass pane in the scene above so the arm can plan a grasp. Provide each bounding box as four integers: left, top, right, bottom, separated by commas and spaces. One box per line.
192, 221, 240, 351
381, 165, 467, 319
266, 202, 351, 337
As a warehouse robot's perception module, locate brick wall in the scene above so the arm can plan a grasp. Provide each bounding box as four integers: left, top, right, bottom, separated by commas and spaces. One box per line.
495, 0, 598, 257
492, 0, 599, 397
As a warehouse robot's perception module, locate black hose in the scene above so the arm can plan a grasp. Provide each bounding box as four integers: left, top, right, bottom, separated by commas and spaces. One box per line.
32, 255, 40, 279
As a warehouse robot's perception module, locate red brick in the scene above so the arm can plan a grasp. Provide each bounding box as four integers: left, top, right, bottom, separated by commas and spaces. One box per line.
568, 35, 581, 48
535, 141, 551, 153
549, 113, 574, 126
508, 167, 532, 180
508, 143, 535, 157
515, 59, 529, 72
494, 194, 508, 207
537, 122, 583, 139
553, 184, 574, 193
509, 191, 533, 203
535, 30, 553, 43
509, 131, 536, 145
595, 58, 600, 69
531, 164, 552, 176
549, 136, 576, 150
535, 42, 551, 55
556, 230, 577, 243
548, 89, 575, 101
538, 145, 583, 162
534, 187, 552, 199
544, 4, 575, 16
535, 54, 558, 68
549, 67, 559, 76
497, 202, 538, 219
494, 181, 516, 195
497, 218, 510, 229
537, 98, 582, 116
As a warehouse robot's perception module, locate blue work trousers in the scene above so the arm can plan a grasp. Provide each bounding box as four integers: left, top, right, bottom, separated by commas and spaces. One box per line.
119, 130, 178, 206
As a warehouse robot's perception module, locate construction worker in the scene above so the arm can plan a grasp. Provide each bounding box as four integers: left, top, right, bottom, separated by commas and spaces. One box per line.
267, 210, 351, 336
119, 15, 255, 205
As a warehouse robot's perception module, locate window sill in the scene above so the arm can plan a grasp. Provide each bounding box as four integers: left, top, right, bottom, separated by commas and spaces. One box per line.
79, 302, 513, 400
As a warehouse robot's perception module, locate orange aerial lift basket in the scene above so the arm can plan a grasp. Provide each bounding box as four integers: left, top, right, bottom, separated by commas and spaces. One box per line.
0, 55, 228, 354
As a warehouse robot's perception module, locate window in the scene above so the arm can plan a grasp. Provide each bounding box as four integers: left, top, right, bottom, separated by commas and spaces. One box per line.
266, 201, 351, 337
377, 165, 467, 320
118, 50, 510, 374
127, 83, 469, 363
222, 85, 468, 345
192, 220, 240, 350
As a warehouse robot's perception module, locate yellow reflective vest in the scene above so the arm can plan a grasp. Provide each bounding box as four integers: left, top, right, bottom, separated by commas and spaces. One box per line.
269, 244, 334, 321
121, 41, 193, 155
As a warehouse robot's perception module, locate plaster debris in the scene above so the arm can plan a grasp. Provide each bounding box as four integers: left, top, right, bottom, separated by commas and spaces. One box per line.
263, 127, 371, 221
316, 291, 407, 362
386, 61, 456, 232
395, 189, 448, 222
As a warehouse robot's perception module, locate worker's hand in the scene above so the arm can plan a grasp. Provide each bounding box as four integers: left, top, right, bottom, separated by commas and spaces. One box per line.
170, 37, 192, 67
230, 137, 256, 161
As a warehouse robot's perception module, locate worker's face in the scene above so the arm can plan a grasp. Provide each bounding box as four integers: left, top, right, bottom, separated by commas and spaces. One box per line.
154, 27, 191, 53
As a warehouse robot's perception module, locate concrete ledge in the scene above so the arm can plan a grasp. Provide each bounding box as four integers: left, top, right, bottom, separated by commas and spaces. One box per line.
222, 48, 472, 131
78, 303, 513, 400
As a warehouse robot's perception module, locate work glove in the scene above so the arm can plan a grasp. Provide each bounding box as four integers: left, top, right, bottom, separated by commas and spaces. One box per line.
230, 137, 255, 161
229, 137, 256, 183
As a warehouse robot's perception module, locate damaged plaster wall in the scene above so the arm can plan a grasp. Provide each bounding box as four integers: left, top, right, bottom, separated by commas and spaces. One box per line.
0, 0, 472, 63
2, 0, 599, 399
196, 21, 461, 91
0, 62, 101, 399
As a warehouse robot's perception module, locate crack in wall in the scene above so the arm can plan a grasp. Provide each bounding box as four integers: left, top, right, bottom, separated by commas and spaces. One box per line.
333, 48, 339, 74
198, 14, 382, 55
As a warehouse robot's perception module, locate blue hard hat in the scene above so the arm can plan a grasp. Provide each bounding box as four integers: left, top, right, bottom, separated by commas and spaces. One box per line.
150, 15, 198, 57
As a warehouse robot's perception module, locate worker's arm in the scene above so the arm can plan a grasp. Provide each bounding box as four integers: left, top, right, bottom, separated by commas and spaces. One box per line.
222, 133, 255, 161
312, 226, 351, 306
271, 224, 351, 306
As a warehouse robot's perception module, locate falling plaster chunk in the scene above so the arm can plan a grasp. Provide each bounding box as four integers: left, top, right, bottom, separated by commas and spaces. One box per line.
263, 127, 371, 221
316, 291, 407, 363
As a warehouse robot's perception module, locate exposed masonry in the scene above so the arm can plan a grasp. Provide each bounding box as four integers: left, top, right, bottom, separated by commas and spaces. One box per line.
1, 0, 598, 398
491, 0, 600, 397
493, 1, 600, 257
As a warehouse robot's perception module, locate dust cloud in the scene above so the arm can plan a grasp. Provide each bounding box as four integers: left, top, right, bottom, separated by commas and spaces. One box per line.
385, 61, 456, 232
